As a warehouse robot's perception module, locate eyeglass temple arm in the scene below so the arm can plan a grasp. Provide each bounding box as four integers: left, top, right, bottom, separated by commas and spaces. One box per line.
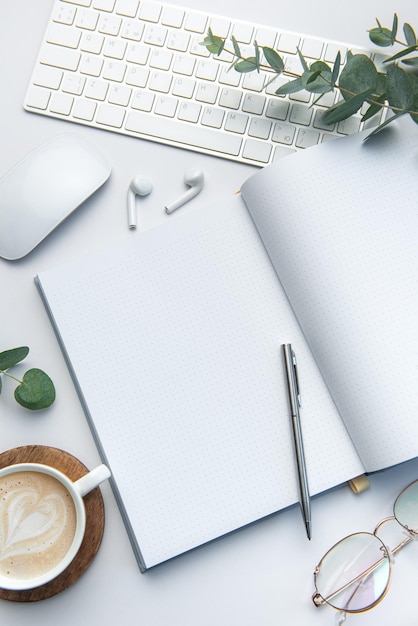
313, 518, 416, 608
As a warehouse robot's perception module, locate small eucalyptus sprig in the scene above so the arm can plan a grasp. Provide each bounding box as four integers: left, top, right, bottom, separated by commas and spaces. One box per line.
202, 14, 418, 137
0, 347, 56, 410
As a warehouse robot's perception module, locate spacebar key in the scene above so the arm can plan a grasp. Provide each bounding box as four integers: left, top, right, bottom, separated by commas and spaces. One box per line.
125, 112, 242, 156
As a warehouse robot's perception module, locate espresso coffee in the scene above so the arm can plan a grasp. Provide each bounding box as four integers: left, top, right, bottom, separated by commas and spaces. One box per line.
0, 470, 77, 580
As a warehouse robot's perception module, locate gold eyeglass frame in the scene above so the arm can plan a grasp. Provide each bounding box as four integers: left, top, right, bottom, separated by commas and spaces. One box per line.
312, 479, 418, 615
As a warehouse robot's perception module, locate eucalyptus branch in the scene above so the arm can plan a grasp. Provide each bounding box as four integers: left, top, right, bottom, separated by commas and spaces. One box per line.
201, 13, 418, 137
0, 347, 56, 410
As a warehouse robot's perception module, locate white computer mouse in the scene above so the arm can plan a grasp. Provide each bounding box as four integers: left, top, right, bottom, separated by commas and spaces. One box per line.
0, 133, 111, 260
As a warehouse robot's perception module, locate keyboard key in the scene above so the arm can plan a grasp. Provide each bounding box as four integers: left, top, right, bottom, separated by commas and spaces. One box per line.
219, 88, 242, 110
295, 128, 320, 148
242, 93, 265, 115
277, 32, 300, 53
115, 0, 140, 17
272, 122, 295, 144
144, 25, 167, 46
195, 83, 219, 104
46, 23, 81, 48
62, 0, 91, 6
96, 103, 126, 127
273, 145, 296, 160
265, 99, 289, 120
80, 55, 104, 76
33, 66, 63, 89
149, 71, 172, 93
98, 14, 122, 36
126, 66, 149, 87
224, 112, 248, 134
108, 84, 132, 105
62, 74, 86, 95
72, 98, 97, 120
232, 23, 253, 44
25, 86, 51, 110
139, 1, 162, 22
80, 32, 104, 54
85, 78, 109, 100
121, 20, 144, 41
125, 111, 242, 155
49, 92, 74, 115
52, 4, 76, 25
177, 101, 201, 122
184, 12, 207, 34
154, 95, 178, 117
75, 9, 99, 30
301, 37, 323, 59
248, 118, 272, 140
172, 77, 195, 98
93, 0, 116, 11
161, 6, 185, 28
126, 44, 149, 65
104, 38, 127, 59
131, 90, 154, 111
289, 103, 313, 126
40, 44, 81, 71
167, 30, 190, 52
201, 106, 224, 128
243, 138, 272, 163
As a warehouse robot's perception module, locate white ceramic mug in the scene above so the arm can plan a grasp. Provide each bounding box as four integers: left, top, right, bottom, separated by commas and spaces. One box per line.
0, 462, 111, 590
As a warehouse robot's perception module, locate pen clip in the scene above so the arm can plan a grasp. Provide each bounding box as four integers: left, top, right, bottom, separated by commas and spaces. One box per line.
291, 350, 302, 407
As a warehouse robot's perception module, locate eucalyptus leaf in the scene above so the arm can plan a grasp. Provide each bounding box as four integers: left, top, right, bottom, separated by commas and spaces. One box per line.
386, 64, 415, 110
14, 368, 56, 410
361, 93, 387, 122
391, 13, 399, 40
404, 22, 417, 46
369, 25, 394, 47
339, 55, 378, 100
234, 58, 258, 73
383, 44, 418, 64
263, 47, 284, 73
323, 89, 374, 124
275, 77, 304, 96
402, 57, 418, 66
0, 347, 29, 372
231, 35, 241, 58
297, 48, 309, 72
331, 51, 341, 88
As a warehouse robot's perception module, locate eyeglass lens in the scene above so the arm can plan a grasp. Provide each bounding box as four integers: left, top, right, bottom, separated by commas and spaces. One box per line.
394, 480, 418, 532
315, 532, 390, 612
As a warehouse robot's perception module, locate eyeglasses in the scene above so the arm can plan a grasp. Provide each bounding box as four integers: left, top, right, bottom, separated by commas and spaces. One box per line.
312, 479, 418, 621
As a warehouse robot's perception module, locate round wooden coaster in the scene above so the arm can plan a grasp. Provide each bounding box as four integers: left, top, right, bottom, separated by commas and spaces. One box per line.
0, 445, 105, 602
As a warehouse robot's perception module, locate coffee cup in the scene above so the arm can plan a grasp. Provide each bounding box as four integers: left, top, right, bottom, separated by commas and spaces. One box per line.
0, 462, 111, 590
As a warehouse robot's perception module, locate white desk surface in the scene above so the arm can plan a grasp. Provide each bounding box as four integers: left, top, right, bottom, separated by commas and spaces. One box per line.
1, 1, 418, 624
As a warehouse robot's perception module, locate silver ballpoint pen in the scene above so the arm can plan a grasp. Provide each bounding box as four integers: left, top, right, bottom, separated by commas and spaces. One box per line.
282, 343, 312, 540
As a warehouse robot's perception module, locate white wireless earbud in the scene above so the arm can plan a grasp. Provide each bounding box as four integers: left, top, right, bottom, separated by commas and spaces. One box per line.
165, 169, 204, 214
127, 175, 153, 229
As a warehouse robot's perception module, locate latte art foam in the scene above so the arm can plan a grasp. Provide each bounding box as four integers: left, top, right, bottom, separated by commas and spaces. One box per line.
0, 471, 77, 580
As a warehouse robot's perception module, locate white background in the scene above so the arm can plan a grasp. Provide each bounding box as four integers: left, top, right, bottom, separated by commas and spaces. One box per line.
1, 1, 418, 624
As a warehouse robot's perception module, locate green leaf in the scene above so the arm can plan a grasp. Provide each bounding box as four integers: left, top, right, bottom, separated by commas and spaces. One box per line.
339, 54, 378, 100
234, 57, 258, 73
202, 28, 225, 55
391, 13, 398, 41
297, 47, 309, 72
386, 64, 415, 110
383, 44, 418, 64
301, 67, 333, 93
368, 19, 395, 47
361, 93, 386, 122
262, 47, 284, 73
331, 51, 341, 88
323, 89, 374, 124
0, 347, 29, 372
404, 22, 417, 46
231, 35, 241, 58
14, 368, 56, 410
402, 57, 418, 67
275, 77, 304, 96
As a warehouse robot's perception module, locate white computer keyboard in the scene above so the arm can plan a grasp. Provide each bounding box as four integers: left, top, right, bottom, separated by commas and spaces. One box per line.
23, 0, 385, 166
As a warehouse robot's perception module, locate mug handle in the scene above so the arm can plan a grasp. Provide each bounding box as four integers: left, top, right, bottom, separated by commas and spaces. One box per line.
74, 464, 111, 497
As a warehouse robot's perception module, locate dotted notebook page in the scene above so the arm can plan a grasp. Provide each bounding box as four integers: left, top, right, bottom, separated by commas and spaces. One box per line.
242, 124, 418, 473
36, 195, 363, 570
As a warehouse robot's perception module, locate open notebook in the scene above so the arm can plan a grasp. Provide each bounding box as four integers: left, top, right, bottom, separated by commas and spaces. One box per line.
36, 122, 418, 571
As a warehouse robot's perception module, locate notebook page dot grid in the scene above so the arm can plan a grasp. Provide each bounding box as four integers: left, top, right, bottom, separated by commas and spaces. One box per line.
242, 130, 418, 473
37, 195, 363, 568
